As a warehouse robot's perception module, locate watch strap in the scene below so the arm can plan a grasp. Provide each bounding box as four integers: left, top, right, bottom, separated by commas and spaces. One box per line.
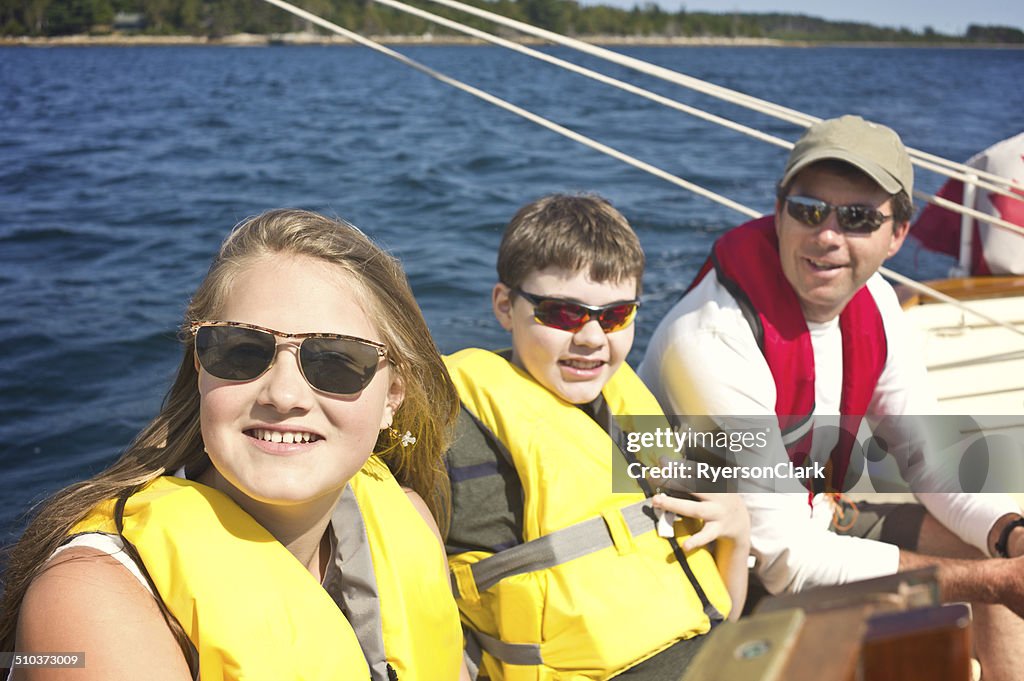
995, 516, 1024, 558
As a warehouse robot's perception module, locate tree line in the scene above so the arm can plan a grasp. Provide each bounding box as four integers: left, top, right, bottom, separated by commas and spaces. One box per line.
2, 0, 1022, 44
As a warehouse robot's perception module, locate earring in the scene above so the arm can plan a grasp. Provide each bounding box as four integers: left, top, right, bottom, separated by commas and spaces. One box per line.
388, 427, 417, 448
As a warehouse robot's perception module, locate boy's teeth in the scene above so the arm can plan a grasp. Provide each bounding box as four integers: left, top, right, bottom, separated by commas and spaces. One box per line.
564, 359, 601, 369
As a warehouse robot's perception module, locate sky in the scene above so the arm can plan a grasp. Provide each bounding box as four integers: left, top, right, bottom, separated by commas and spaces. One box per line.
578, 0, 1024, 36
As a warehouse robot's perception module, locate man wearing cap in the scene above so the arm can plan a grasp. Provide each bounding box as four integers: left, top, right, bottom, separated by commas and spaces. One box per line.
640, 115, 1024, 679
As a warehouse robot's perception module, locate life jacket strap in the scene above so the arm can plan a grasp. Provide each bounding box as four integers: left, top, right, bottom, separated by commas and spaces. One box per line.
471, 629, 544, 666
450, 499, 656, 597
326, 484, 389, 681
780, 411, 815, 446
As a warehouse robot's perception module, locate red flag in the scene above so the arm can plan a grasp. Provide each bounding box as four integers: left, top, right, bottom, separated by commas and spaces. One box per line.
911, 133, 1024, 276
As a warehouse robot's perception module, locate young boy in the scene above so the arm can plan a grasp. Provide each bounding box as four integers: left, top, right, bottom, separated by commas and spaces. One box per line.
444, 194, 749, 680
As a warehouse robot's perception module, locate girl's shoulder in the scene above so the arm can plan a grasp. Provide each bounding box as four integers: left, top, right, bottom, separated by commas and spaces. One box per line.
18, 541, 192, 681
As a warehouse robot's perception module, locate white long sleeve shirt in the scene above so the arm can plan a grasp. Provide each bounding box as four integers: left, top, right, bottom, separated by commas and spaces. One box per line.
638, 271, 1018, 594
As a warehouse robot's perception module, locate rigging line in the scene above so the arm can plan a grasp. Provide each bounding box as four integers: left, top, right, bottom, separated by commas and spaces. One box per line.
414, 0, 817, 124
909, 157, 1023, 203
384, 0, 1023, 212
371, 0, 792, 150
881, 268, 1024, 339
905, 147, 1023, 191
258, 0, 760, 219
414, 0, 1023, 199
917, 191, 1024, 239
258, 0, 1020, 335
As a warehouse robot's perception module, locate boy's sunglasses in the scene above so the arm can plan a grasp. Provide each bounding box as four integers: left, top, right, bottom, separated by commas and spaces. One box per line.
511, 288, 640, 333
785, 195, 892, 234
190, 321, 388, 396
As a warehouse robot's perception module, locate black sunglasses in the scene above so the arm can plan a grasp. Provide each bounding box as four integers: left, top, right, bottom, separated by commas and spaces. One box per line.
785, 195, 892, 234
511, 288, 640, 333
191, 321, 387, 396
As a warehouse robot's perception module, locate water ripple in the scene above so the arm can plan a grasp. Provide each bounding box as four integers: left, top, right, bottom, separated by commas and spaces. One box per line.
2, 44, 1021, 539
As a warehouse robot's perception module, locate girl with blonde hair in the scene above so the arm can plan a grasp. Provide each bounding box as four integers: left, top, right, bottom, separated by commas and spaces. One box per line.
0, 209, 467, 680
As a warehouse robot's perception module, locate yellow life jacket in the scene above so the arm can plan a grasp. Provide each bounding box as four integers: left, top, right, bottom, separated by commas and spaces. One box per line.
72, 476, 369, 681
445, 349, 732, 681
327, 455, 464, 681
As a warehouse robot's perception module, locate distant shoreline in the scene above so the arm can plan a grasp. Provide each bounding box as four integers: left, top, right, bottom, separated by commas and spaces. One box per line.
3, 32, 1023, 49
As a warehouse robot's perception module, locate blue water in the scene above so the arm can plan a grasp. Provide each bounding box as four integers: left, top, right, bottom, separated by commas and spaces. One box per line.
1, 44, 1022, 542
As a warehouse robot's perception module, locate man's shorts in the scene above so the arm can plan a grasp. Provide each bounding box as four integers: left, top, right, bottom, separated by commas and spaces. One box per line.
830, 498, 928, 551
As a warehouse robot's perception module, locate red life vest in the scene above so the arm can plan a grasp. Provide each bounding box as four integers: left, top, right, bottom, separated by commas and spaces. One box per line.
689, 216, 888, 492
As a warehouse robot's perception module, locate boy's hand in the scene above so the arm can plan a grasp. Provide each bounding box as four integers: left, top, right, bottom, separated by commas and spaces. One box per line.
651, 492, 750, 552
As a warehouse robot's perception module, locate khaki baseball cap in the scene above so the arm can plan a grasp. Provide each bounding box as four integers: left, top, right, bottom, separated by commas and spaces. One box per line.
780, 115, 913, 197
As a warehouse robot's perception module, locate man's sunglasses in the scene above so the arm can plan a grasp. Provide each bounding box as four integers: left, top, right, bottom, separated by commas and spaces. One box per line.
511, 288, 640, 333
190, 321, 388, 396
785, 195, 892, 234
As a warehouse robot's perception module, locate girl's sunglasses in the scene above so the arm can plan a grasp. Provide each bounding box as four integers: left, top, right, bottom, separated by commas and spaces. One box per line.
785, 195, 892, 234
511, 288, 640, 333
190, 321, 388, 396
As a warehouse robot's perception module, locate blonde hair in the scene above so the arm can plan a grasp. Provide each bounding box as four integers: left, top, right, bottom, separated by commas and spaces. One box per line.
0, 209, 458, 657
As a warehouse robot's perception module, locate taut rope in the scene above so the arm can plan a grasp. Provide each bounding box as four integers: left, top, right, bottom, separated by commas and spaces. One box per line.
259, 0, 1024, 337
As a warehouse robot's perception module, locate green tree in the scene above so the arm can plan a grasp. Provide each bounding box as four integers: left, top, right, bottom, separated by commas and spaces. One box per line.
519, 0, 572, 34
45, 0, 103, 34
7, 0, 1012, 42
141, 0, 176, 33
966, 24, 1024, 43
176, 0, 200, 33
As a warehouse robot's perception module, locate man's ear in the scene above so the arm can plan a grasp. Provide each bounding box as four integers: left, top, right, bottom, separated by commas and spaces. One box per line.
492, 282, 514, 331
888, 220, 911, 258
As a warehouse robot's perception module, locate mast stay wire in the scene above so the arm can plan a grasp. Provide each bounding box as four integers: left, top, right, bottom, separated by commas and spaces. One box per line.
382, 0, 1023, 237
257, 0, 1024, 339
372, 0, 1024, 239
415, 0, 1023, 203
372, 0, 793, 152
259, 0, 760, 219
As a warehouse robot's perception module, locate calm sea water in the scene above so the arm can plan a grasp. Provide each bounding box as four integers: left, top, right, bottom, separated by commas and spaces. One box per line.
1, 44, 1021, 542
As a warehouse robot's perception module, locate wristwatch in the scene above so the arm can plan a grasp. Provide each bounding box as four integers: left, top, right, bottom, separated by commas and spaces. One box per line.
995, 516, 1024, 558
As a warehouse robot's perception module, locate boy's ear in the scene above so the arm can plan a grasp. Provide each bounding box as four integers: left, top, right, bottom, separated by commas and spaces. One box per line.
492, 282, 515, 331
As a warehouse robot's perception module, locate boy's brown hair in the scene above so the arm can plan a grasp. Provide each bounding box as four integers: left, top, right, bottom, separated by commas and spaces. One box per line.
497, 193, 645, 294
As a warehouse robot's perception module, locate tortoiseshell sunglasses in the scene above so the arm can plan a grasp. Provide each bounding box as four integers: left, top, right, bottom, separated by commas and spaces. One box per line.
190, 320, 388, 396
